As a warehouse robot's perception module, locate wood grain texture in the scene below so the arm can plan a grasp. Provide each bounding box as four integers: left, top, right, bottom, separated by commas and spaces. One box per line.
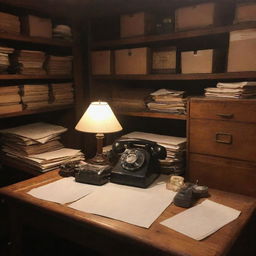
0, 170, 255, 256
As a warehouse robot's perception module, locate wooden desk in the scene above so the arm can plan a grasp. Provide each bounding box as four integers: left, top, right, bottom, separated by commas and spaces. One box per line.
0, 170, 255, 256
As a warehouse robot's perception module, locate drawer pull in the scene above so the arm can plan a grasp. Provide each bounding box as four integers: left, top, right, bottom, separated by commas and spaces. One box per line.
216, 113, 234, 119
215, 133, 232, 144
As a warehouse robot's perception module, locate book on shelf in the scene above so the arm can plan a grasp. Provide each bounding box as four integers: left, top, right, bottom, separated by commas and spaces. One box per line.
0, 104, 22, 114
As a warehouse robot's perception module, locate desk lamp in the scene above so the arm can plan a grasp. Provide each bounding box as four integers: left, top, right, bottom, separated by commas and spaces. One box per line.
75, 101, 122, 165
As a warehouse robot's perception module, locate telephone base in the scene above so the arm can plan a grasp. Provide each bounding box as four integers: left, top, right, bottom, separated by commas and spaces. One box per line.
110, 171, 159, 188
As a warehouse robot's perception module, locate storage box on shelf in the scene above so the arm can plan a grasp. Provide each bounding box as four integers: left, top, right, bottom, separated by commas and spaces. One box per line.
233, 2, 256, 24
188, 97, 256, 197
91, 50, 113, 75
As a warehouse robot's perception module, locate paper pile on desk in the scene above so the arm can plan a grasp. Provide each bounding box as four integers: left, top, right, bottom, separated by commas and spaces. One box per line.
0, 122, 84, 172
161, 199, 241, 240
21, 84, 50, 110
146, 89, 187, 114
205, 81, 256, 98
123, 131, 186, 175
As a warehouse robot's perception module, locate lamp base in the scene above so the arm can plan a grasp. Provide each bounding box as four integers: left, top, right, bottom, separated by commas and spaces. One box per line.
87, 153, 110, 166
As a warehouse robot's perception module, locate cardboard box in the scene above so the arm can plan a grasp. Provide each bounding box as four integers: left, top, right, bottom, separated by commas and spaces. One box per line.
91, 50, 113, 75
227, 29, 256, 72
120, 12, 153, 38
234, 2, 256, 24
181, 49, 214, 74
115, 47, 150, 75
22, 15, 52, 38
152, 47, 176, 74
175, 2, 221, 31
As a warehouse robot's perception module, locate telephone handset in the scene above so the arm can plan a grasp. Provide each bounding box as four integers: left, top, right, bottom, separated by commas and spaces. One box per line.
110, 138, 166, 188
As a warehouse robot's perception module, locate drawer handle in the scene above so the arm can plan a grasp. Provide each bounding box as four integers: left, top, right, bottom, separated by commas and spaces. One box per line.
215, 133, 232, 144
216, 113, 234, 119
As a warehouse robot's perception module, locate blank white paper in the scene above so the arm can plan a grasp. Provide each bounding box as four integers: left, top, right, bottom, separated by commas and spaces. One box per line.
69, 180, 176, 228
160, 199, 241, 240
28, 177, 99, 204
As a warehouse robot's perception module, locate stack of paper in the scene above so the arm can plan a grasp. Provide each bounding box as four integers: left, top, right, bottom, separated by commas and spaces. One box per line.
11, 50, 46, 75
53, 25, 72, 41
0, 86, 22, 114
0, 46, 14, 73
205, 81, 256, 98
45, 55, 73, 75
0, 12, 20, 34
0, 122, 84, 172
50, 82, 74, 106
21, 84, 50, 110
146, 89, 187, 114
123, 131, 186, 175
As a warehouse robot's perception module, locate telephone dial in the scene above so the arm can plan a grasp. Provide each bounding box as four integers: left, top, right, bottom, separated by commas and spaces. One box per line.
110, 138, 166, 188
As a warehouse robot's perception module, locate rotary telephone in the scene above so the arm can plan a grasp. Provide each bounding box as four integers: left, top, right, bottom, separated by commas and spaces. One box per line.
110, 138, 166, 188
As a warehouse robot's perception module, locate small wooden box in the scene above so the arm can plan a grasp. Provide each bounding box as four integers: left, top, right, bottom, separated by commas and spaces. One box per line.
175, 2, 222, 31
227, 29, 256, 72
120, 12, 153, 38
152, 47, 176, 74
22, 15, 52, 38
91, 50, 113, 75
234, 2, 256, 24
115, 47, 150, 75
181, 49, 214, 74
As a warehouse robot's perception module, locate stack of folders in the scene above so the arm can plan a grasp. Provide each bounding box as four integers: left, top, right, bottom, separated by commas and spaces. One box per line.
11, 50, 46, 75
0, 122, 85, 172
122, 131, 187, 175
0, 86, 22, 114
53, 25, 72, 41
21, 84, 50, 110
0, 46, 14, 73
205, 81, 256, 98
45, 55, 73, 75
50, 82, 74, 106
146, 89, 187, 114
0, 12, 20, 34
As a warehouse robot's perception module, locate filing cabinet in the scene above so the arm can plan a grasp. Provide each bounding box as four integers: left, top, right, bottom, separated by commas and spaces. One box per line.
188, 97, 256, 197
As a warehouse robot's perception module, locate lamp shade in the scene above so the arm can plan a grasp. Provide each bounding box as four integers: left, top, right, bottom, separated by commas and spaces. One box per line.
75, 101, 122, 133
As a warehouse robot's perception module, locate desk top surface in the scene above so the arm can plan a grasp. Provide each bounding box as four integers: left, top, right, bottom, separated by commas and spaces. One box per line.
1, 170, 256, 256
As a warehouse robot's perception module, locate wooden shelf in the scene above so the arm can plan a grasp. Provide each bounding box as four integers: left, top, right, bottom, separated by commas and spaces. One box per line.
0, 104, 74, 119
117, 110, 187, 120
93, 72, 256, 81
0, 32, 72, 48
0, 74, 72, 80
92, 22, 256, 49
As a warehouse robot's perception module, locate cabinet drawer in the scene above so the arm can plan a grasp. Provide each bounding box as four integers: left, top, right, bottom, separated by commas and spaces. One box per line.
189, 119, 256, 161
190, 98, 256, 123
188, 153, 256, 197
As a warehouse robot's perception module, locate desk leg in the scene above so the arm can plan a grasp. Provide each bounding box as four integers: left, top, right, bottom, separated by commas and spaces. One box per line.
8, 203, 23, 256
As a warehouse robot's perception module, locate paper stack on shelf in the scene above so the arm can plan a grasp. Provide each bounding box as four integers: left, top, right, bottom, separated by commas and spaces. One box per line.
45, 55, 73, 75
205, 81, 256, 98
0, 86, 22, 114
0, 46, 14, 73
146, 89, 187, 114
123, 131, 187, 175
0, 122, 85, 172
0, 12, 20, 34
50, 82, 74, 106
21, 84, 50, 110
53, 25, 72, 41
11, 50, 46, 75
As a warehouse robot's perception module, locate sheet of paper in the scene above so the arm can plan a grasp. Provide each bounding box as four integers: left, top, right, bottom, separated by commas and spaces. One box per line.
27, 177, 98, 204
69, 179, 176, 228
160, 199, 241, 240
